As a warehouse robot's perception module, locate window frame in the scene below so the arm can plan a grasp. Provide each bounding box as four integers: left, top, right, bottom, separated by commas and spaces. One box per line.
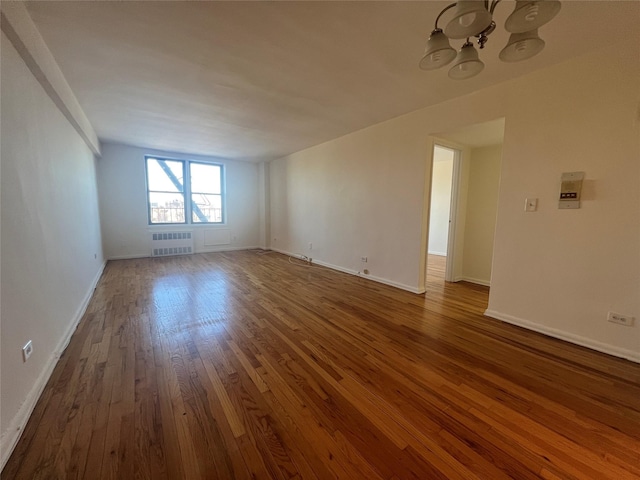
188, 161, 226, 225
145, 156, 226, 226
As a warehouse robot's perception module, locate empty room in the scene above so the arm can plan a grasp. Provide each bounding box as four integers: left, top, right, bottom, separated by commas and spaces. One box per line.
1, 1, 639, 479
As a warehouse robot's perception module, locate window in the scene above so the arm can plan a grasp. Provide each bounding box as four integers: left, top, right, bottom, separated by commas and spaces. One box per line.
146, 158, 185, 224
146, 157, 224, 225
190, 162, 223, 223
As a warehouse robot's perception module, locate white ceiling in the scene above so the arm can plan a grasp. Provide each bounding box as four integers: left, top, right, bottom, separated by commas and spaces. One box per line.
25, 1, 639, 162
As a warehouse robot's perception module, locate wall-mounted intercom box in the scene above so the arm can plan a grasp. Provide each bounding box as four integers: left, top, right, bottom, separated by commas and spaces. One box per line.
558, 172, 584, 209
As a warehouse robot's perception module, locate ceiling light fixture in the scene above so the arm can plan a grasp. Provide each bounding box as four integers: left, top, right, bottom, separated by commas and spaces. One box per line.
420, 0, 561, 79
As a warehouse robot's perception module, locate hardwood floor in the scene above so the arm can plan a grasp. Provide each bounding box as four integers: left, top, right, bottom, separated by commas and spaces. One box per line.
426, 253, 447, 283
4, 250, 640, 479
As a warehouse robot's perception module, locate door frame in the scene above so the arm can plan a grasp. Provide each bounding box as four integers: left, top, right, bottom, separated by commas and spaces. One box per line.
443, 145, 462, 282
421, 137, 466, 290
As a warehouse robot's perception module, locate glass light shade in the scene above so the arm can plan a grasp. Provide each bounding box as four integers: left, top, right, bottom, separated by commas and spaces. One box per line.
419, 29, 457, 70
444, 1, 493, 39
505, 0, 561, 33
448, 42, 484, 79
499, 29, 545, 62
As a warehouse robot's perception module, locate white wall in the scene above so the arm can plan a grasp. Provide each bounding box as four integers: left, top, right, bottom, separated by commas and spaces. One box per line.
97, 143, 261, 259
269, 116, 429, 292
1, 33, 105, 464
427, 147, 454, 256
486, 46, 640, 361
460, 144, 502, 285
258, 161, 271, 249
269, 41, 640, 361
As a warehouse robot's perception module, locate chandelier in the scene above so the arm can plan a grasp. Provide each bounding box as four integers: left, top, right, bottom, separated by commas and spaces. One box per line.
420, 0, 561, 79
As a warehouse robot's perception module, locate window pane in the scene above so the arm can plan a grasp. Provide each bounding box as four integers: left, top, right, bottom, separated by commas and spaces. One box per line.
192, 194, 222, 223
149, 192, 186, 223
147, 158, 184, 192
190, 163, 221, 194
145, 158, 224, 225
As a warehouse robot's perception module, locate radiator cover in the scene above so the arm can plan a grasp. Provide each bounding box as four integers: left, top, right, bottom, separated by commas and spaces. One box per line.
151, 232, 193, 257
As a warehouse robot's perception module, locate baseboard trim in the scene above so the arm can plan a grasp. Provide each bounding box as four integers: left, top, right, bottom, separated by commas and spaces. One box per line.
484, 309, 640, 363
197, 245, 261, 254
107, 253, 148, 260
271, 248, 424, 294
458, 276, 491, 287
0, 261, 107, 471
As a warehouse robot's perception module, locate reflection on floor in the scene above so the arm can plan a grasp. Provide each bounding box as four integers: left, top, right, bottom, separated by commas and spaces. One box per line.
4, 250, 639, 479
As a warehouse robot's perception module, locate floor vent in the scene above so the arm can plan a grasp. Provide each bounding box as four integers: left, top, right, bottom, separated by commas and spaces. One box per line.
151, 232, 194, 257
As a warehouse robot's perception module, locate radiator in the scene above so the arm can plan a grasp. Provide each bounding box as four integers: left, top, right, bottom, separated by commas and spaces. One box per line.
151, 232, 193, 257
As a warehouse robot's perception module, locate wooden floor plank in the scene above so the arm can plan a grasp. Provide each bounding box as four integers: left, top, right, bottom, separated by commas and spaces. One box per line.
3, 251, 639, 479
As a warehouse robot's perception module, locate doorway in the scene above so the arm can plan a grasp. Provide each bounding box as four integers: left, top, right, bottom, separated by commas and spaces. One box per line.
427, 144, 459, 283
423, 118, 505, 291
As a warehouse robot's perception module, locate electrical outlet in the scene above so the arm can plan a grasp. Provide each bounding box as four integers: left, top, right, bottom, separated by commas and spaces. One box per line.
607, 312, 635, 327
22, 340, 33, 362
361, 256, 368, 263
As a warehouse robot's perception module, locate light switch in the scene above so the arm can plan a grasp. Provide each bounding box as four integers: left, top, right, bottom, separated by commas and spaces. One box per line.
525, 198, 538, 212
